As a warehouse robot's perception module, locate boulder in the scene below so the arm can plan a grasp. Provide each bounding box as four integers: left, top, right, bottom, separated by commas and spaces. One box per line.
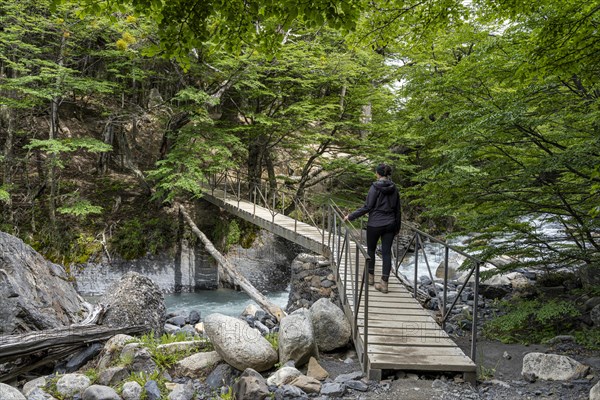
144, 380, 161, 400
0, 232, 86, 334
522, 352, 590, 381
232, 368, 270, 400
98, 366, 130, 386
82, 385, 121, 400
0, 383, 26, 400
267, 366, 302, 386
279, 309, 318, 367
25, 388, 57, 400
204, 313, 278, 372
66, 343, 103, 372
22, 377, 47, 396
274, 385, 309, 400
206, 363, 241, 389
120, 343, 157, 374
99, 272, 166, 334
173, 351, 222, 378
309, 298, 351, 351
56, 373, 91, 397
590, 381, 600, 400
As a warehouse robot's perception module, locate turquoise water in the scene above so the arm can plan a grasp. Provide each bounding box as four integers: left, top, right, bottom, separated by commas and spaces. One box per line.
163, 288, 290, 317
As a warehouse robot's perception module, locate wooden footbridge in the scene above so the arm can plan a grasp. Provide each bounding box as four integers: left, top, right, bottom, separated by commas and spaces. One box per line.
200, 173, 478, 382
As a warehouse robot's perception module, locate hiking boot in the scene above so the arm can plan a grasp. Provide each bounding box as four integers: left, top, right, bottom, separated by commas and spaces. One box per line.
374, 279, 389, 293
368, 274, 375, 285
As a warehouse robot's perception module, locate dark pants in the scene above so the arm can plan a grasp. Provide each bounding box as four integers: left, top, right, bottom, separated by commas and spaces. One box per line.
366, 223, 395, 282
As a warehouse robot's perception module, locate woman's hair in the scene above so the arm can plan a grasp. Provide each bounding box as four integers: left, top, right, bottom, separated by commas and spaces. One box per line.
376, 163, 392, 177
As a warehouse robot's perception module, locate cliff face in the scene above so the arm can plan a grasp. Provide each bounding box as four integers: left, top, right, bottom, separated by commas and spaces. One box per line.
0, 231, 86, 334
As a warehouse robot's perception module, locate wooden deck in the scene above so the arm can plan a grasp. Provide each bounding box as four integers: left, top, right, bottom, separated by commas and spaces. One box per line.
201, 189, 476, 381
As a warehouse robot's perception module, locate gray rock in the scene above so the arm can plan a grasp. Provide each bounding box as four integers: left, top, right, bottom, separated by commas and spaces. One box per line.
167, 381, 194, 400
274, 385, 308, 400
56, 374, 91, 397
591, 304, 600, 326
320, 382, 346, 397
279, 309, 318, 367
82, 385, 120, 400
188, 310, 201, 325
345, 380, 368, 392
98, 366, 129, 386
0, 232, 86, 334
156, 340, 208, 355
309, 298, 351, 352
267, 366, 302, 386
166, 316, 187, 327
99, 272, 166, 335
26, 388, 57, 400
120, 343, 157, 374
144, 380, 161, 400
179, 325, 197, 337
66, 343, 103, 373
334, 371, 364, 383
164, 323, 181, 335
584, 297, 600, 311
232, 368, 270, 400
23, 377, 47, 396
522, 352, 590, 381
254, 320, 270, 335
205, 364, 241, 389
121, 381, 142, 400
204, 313, 278, 372
173, 351, 222, 378
590, 381, 600, 400
0, 383, 26, 400
97, 334, 136, 370
289, 375, 322, 394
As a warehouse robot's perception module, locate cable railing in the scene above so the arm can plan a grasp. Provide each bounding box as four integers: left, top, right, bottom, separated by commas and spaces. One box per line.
199, 170, 481, 363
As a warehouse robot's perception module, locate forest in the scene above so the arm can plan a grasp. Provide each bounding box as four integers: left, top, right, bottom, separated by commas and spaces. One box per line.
1, 0, 598, 275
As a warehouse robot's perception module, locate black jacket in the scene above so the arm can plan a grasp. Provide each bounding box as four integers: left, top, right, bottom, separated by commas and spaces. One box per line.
348, 178, 400, 227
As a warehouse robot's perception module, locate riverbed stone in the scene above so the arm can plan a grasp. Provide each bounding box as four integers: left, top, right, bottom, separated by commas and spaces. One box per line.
23, 377, 47, 396
320, 382, 346, 397
309, 298, 351, 351
0, 232, 87, 334
188, 310, 201, 324
121, 343, 157, 374
98, 366, 130, 386
166, 315, 187, 327
82, 385, 120, 400
144, 380, 161, 400
206, 363, 241, 389
590, 381, 600, 400
56, 373, 91, 397
99, 272, 166, 335
522, 352, 590, 381
167, 381, 194, 400
591, 304, 600, 326
173, 351, 222, 378
274, 385, 309, 400
279, 309, 318, 367
26, 388, 57, 400
66, 343, 103, 372
0, 383, 26, 400
289, 375, 322, 394
306, 357, 329, 381
232, 368, 270, 400
121, 381, 142, 400
204, 313, 278, 372
98, 334, 136, 370
157, 340, 208, 355
267, 366, 302, 386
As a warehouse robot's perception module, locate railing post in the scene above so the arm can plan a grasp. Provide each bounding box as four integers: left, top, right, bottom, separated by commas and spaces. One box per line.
471, 261, 480, 361
237, 171, 241, 208
442, 245, 449, 329
414, 234, 420, 298
343, 230, 349, 306
363, 256, 369, 371
354, 244, 359, 324
253, 186, 257, 217
223, 173, 227, 200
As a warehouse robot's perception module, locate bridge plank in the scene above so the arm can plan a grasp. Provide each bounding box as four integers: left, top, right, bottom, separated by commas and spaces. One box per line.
201, 188, 476, 378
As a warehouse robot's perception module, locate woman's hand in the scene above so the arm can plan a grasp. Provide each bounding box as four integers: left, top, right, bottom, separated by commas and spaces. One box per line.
343, 215, 349, 222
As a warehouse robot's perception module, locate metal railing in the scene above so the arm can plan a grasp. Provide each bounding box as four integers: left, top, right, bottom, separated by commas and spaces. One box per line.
199, 170, 481, 364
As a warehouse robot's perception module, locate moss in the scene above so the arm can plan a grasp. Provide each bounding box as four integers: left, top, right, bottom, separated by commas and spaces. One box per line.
110, 217, 176, 260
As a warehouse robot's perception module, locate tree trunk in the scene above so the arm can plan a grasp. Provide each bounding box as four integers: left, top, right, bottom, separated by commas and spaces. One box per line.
1, 105, 14, 229
178, 203, 286, 321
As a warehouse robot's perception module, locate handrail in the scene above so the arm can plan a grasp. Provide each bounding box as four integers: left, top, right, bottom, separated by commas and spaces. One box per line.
198, 170, 481, 367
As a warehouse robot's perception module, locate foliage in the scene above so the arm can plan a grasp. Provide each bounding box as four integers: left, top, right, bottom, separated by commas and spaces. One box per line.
264, 332, 279, 351
126, 370, 169, 400
110, 217, 176, 260
136, 331, 213, 370
57, 200, 103, 217
0, 187, 10, 204
483, 299, 581, 344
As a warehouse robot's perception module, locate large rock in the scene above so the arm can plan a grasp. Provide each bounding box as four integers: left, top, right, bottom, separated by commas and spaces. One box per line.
267, 366, 302, 386
309, 298, 351, 351
279, 309, 318, 367
204, 313, 278, 372
591, 304, 600, 327
121, 381, 142, 400
522, 352, 590, 381
99, 272, 166, 334
82, 385, 121, 400
97, 334, 136, 370
0, 383, 26, 400
232, 368, 270, 400
0, 232, 86, 334
56, 373, 91, 397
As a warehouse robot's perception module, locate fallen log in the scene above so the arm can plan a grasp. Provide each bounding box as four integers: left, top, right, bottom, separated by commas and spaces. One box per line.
0, 325, 146, 365
178, 203, 286, 321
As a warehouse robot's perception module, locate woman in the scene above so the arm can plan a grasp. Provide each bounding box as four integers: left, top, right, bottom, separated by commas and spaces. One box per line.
344, 163, 400, 293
